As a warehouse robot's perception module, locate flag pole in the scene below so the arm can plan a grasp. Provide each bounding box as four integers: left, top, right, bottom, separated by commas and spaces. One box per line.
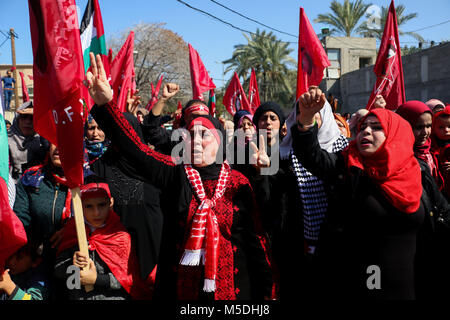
71, 187, 94, 292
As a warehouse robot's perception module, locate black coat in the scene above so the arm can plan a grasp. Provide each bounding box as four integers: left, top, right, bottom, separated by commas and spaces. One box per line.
90, 112, 164, 280
291, 124, 425, 300
414, 158, 450, 299
141, 113, 176, 155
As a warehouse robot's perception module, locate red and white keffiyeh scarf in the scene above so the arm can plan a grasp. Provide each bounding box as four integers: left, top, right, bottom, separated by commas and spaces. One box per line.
181, 161, 231, 292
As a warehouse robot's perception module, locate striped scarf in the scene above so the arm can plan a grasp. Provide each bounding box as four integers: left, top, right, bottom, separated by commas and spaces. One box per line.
180, 161, 231, 292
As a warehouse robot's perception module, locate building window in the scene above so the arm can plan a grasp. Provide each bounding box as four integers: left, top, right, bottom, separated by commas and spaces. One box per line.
327, 49, 340, 79
359, 57, 372, 69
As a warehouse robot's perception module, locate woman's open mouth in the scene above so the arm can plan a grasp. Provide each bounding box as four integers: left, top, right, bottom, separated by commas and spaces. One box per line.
360, 138, 372, 147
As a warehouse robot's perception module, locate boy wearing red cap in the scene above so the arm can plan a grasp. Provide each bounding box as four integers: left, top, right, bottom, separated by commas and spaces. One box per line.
54, 176, 152, 300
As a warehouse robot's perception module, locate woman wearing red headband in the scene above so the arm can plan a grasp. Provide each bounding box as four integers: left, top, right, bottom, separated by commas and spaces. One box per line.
291, 86, 426, 300
85, 53, 273, 300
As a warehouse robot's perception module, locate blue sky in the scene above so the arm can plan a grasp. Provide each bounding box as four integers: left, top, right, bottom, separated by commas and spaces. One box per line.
1, 0, 449, 88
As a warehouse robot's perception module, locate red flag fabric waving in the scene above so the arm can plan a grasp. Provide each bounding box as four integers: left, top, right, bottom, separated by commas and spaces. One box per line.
248, 69, 260, 114
107, 48, 113, 77
366, 0, 405, 110
29, 0, 85, 189
297, 7, 330, 99
188, 44, 216, 100
223, 72, 251, 116
0, 178, 27, 272
110, 31, 136, 112
145, 74, 164, 111
19, 72, 30, 103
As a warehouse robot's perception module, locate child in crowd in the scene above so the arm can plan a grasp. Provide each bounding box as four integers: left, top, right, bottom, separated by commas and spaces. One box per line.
54, 176, 152, 300
431, 106, 450, 199
0, 242, 49, 300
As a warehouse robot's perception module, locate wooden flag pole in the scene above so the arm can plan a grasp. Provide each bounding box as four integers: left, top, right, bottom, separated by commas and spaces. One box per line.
71, 187, 94, 292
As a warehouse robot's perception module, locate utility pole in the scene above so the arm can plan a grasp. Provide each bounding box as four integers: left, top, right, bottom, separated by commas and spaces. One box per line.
10, 28, 19, 111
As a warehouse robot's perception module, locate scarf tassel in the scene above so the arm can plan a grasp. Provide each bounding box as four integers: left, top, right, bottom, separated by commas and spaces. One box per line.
203, 279, 216, 292
180, 249, 205, 266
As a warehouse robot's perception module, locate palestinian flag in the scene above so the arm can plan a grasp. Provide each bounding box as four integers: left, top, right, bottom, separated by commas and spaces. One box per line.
208, 89, 216, 117
80, 0, 107, 73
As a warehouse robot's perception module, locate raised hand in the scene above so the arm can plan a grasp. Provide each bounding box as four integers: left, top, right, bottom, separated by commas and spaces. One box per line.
161, 83, 180, 100
127, 89, 141, 116
373, 95, 386, 109
86, 53, 113, 106
249, 134, 270, 169
296, 86, 327, 130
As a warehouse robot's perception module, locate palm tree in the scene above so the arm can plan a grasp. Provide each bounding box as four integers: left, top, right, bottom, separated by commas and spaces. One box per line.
358, 4, 424, 41
223, 29, 296, 105
314, 0, 371, 37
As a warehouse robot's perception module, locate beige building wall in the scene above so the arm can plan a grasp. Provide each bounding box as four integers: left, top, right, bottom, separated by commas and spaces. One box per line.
319, 36, 377, 112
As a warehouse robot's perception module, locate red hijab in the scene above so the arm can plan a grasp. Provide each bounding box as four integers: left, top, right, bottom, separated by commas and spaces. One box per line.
343, 108, 422, 214
396, 101, 433, 157
396, 101, 443, 184
57, 210, 152, 299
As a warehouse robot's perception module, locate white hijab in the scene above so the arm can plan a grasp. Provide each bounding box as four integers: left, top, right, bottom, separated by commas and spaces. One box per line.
280, 99, 342, 160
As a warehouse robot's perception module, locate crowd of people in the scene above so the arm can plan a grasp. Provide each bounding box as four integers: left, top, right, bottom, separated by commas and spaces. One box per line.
1, 53, 450, 301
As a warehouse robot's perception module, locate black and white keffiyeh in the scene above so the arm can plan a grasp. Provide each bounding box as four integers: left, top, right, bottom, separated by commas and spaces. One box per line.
290, 135, 348, 252
279, 100, 349, 254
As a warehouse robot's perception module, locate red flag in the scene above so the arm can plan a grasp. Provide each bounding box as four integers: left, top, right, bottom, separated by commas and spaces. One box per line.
19, 72, 30, 103
188, 44, 216, 100
223, 72, 251, 116
297, 7, 330, 98
366, 0, 405, 110
110, 31, 136, 112
107, 48, 113, 83
248, 69, 260, 114
28, 75, 34, 81
173, 100, 183, 129
145, 74, 164, 111
29, 0, 85, 189
0, 178, 27, 272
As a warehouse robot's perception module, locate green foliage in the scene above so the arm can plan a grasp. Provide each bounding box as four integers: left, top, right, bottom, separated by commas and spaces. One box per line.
401, 45, 421, 56
314, 0, 371, 37
358, 4, 424, 42
222, 29, 297, 112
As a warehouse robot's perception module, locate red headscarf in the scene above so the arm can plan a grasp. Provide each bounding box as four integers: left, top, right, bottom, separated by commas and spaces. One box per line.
396, 101, 442, 183
343, 108, 422, 214
396, 100, 433, 156
57, 210, 152, 299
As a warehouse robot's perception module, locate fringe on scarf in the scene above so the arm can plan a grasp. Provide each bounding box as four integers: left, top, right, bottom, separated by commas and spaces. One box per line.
180, 249, 205, 266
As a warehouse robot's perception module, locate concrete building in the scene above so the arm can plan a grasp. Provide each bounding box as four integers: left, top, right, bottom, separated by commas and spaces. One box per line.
338, 42, 450, 114
319, 36, 378, 112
